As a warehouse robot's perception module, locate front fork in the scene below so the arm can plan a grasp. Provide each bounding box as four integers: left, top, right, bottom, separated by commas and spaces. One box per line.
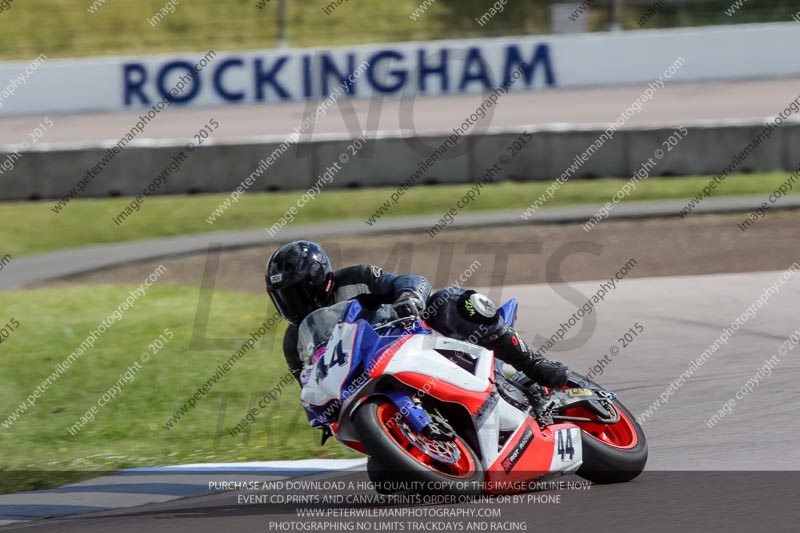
384, 389, 431, 433
382, 389, 457, 440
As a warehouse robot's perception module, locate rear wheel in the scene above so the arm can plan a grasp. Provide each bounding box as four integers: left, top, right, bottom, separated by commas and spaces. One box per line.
353, 397, 483, 494
570, 398, 648, 484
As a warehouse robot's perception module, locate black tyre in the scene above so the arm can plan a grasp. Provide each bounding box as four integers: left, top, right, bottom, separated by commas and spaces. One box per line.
353, 397, 483, 494
366, 457, 396, 495
576, 398, 648, 484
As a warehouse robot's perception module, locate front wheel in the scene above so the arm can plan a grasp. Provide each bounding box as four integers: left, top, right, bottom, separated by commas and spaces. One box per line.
353, 397, 484, 494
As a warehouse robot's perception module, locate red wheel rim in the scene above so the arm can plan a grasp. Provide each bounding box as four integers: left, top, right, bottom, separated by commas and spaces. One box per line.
376, 403, 476, 478
565, 404, 639, 449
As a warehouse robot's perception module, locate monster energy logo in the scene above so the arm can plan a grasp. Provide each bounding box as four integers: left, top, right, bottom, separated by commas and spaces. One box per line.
464, 299, 476, 316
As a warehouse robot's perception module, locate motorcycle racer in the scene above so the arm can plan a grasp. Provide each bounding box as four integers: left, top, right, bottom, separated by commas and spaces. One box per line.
266, 240, 568, 390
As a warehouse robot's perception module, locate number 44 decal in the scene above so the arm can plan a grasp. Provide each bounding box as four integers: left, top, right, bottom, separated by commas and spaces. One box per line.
557, 429, 575, 461
316, 340, 349, 383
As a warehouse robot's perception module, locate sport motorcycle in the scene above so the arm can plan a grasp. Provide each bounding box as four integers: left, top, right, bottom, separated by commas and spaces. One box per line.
298, 298, 647, 493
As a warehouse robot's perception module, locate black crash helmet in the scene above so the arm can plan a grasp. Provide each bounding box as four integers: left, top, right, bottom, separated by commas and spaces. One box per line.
265, 240, 334, 325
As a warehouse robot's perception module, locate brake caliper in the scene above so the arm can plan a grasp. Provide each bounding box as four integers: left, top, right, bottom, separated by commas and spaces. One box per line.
422, 410, 456, 441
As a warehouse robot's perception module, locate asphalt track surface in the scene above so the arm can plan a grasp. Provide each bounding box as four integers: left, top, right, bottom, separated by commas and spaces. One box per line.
2, 77, 800, 145
4, 270, 799, 532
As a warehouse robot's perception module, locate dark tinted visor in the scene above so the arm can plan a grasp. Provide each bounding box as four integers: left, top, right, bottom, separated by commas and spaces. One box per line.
269, 281, 318, 325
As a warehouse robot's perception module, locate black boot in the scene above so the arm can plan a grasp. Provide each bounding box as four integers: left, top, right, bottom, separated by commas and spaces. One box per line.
483, 326, 568, 390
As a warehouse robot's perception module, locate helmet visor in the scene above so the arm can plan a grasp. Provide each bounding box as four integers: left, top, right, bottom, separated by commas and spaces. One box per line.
269, 281, 319, 325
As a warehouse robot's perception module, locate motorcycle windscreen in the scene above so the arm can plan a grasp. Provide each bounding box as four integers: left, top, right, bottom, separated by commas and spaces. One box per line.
297, 301, 351, 366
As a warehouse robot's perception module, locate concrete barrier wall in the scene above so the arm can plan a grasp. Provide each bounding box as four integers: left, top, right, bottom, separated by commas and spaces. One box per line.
0, 121, 796, 202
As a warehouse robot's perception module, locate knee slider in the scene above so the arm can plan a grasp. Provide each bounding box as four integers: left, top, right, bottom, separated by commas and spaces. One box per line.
425, 288, 500, 341
457, 290, 498, 325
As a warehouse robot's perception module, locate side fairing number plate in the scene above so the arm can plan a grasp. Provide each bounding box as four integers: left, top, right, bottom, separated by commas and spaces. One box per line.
301, 323, 357, 407
550, 427, 583, 473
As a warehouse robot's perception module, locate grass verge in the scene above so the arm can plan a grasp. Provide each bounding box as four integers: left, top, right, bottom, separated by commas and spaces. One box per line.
2, 1, 797, 60
0, 284, 357, 493
2, 172, 797, 257
0, 0, 529, 60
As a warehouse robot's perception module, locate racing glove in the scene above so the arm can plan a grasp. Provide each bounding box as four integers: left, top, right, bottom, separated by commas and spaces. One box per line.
390, 293, 425, 320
